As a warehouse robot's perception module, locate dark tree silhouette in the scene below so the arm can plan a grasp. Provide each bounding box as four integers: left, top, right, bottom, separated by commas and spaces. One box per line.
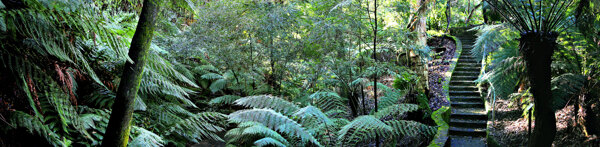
484, 0, 574, 146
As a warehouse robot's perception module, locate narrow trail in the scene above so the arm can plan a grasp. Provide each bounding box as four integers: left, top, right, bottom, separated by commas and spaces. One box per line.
448, 32, 487, 147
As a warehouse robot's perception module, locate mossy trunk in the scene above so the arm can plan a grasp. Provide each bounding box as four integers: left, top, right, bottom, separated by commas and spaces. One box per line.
520, 32, 557, 147
101, 0, 159, 146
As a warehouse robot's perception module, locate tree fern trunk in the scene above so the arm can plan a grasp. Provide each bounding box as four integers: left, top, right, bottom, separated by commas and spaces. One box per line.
101, 0, 159, 146
520, 32, 557, 147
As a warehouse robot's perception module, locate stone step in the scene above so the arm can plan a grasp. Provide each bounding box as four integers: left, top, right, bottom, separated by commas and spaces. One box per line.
453, 71, 479, 76
449, 127, 486, 137
450, 118, 487, 128
449, 86, 478, 91
450, 80, 476, 86
458, 59, 478, 63
451, 108, 487, 119
451, 76, 478, 80
450, 91, 480, 96
457, 63, 479, 66
455, 66, 480, 70
451, 97, 482, 102
451, 101, 485, 108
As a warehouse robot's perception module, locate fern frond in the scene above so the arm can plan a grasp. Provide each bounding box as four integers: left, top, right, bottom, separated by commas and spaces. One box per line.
243, 125, 290, 145
293, 106, 332, 125
130, 126, 164, 147
374, 104, 419, 119
228, 109, 321, 146
385, 120, 437, 137
308, 92, 347, 112
209, 78, 228, 93
167, 112, 228, 143
551, 73, 587, 110
254, 137, 287, 147
336, 115, 392, 145
146, 53, 198, 88
234, 95, 300, 115
202, 73, 224, 80
7, 111, 65, 146
209, 95, 242, 106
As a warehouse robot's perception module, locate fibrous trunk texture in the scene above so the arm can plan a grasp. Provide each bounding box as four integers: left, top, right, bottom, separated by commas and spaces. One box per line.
101, 0, 159, 146
520, 32, 557, 147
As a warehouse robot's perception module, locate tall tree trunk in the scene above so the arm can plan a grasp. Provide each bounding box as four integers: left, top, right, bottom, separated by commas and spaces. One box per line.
520, 32, 557, 147
101, 0, 159, 146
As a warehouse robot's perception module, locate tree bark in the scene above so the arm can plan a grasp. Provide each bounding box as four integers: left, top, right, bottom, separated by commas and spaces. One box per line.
520, 32, 557, 147
101, 0, 159, 146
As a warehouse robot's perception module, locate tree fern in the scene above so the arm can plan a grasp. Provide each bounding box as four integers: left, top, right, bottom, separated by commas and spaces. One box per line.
385, 120, 437, 137
130, 126, 164, 147
293, 106, 332, 125
5, 111, 65, 146
308, 91, 347, 113
167, 112, 228, 143
209, 95, 242, 106
210, 78, 228, 93
228, 109, 321, 146
201, 73, 224, 80
551, 73, 587, 111
254, 137, 287, 147
336, 115, 392, 145
235, 124, 291, 146
234, 95, 300, 115
374, 104, 419, 119
469, 24, 517, 60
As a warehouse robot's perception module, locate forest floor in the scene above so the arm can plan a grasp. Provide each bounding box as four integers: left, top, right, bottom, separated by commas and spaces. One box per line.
427, 36, 456, 111
489, 99, 598, 146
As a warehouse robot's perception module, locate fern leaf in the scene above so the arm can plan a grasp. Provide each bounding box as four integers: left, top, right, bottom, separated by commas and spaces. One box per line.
308, 92, 347, 112
228, 109, 321, 146
385, 120, 437, 137
202, 73, 224, 80
243, 125, 290, 145
210, 78, 228, 93
168, 112, 228, 143
130, 126, 164, 147
374, 104, 419, 119
293, 106, 332, 125
209, 95, 242, 106
336, 115, 392, 145
254, 137, 287, 147
234, 95, 300, 115
551, 73, 587, 110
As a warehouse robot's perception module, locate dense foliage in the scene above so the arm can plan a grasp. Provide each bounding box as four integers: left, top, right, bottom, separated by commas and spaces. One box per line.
1, 0, 599, 146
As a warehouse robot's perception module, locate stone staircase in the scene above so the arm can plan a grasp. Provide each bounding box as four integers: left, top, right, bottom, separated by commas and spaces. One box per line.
448, 33, 487, 147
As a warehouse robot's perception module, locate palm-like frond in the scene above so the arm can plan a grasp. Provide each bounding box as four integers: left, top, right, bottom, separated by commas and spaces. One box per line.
130, 126, 164, 147
336, 115, 392, 145
254, 137, 287, 147
469, 24, 517, 60
385, 120, 437, 137
308, 91, 347, 113
551, 73, 587, 110
209, 95, 242, 106
228, 109, 321, 146
234, 95, 300, 115
5, 111, 64, 146
374, 104, 419, 119
293, 106, 332, 125
167, 112, 228, 143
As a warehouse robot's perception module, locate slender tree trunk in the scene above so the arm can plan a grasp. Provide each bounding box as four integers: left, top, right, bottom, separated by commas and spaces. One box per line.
445, 0, 451, 32
373, 0, 379, 146
520, 32, 557, 147
101, 0, 159, 146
